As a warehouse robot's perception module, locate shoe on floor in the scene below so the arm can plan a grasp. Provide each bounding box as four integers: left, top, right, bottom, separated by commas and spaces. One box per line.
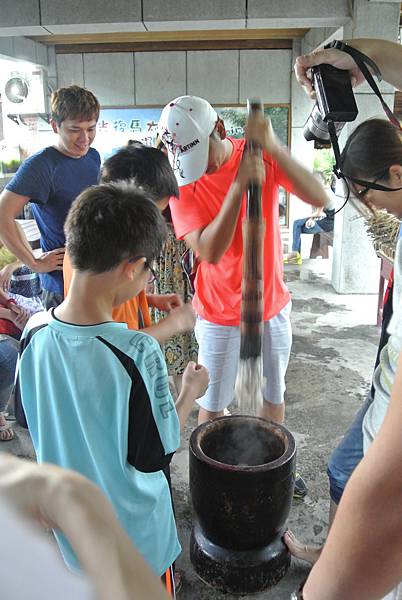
293, 472, 308, 499
284, 252, 302, 265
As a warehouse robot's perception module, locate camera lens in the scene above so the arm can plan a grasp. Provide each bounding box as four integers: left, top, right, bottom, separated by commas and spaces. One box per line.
303, 104, 330, 144
303, 104, 346, 146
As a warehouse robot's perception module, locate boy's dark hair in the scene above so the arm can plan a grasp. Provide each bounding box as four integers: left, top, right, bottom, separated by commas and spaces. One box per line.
341, 118, 402, 181
51, 85, 100, 125
65, 182, 167, 273
101, 142, 179, 200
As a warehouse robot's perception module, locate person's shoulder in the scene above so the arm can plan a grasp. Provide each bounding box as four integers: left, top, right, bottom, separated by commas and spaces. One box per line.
20, 310, 51, 351
5, 149, 57, 195
230, 137, 245, 152
15, 148, 55, 172
102, 327, 161, 357
177, 180, 198, 199
86, 147, 101, 166
28, 147, 72, 177
24, 309, 50, 332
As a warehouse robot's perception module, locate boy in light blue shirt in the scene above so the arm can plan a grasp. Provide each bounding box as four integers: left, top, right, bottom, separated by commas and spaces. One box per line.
18, 181, 208, 595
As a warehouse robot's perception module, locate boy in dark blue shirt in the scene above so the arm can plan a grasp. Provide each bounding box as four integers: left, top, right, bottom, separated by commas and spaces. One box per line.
0, 85, 100, 309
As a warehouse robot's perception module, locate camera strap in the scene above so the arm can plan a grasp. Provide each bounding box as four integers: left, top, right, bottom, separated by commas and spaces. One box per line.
326, 40, 402, 130
322, 40, 402, 178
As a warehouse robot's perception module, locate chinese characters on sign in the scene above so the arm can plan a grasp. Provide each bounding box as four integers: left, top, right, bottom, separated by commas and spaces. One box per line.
94, 106, 289, 225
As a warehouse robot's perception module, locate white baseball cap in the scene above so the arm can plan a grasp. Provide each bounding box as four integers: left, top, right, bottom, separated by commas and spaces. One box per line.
158, 96, 218, 187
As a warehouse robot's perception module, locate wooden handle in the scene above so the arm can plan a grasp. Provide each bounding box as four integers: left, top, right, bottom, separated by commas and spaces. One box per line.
239, 219, 265, 359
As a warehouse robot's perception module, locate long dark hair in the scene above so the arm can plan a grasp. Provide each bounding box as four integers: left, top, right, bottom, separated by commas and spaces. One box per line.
341, 118, 402, 182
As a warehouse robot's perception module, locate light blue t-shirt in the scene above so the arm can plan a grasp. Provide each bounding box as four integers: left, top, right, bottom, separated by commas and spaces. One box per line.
6, 147, 100, 294
18, 311, 181, 575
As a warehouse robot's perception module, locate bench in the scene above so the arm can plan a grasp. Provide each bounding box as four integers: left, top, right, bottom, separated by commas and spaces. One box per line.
309, 230, 334, 259
16, 219, 41, 250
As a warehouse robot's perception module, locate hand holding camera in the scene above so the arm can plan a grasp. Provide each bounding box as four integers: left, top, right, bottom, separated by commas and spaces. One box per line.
295, 47, 364, 100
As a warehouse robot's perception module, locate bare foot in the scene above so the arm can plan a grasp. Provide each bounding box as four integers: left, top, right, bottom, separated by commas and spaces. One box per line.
0, 414, 14, 442
283, 530, 322, 564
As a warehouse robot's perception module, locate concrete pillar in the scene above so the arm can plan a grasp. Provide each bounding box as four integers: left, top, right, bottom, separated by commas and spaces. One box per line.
288, 40, 315, 247
331, 0, 400, 293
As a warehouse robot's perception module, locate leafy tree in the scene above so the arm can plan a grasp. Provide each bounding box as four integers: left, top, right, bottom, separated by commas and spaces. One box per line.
313, 148, 335, 181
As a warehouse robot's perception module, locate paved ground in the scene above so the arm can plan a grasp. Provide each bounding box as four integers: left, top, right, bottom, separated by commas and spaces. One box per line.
1, 259, 379, 598
172, 260, 379, 599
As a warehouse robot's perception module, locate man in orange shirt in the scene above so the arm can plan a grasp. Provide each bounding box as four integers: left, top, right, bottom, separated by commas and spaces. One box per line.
159, 96, 328, 497
64, 143, 195, 343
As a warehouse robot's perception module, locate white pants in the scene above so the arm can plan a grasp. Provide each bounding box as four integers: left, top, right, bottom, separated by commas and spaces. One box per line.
194, 302, 292, 412
384, 584, 402, 600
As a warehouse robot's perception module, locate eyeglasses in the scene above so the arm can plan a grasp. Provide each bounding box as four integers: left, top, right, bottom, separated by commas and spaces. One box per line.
334, 168, 402, 216
129, 256, 158, 285
343, 170, 402, 198
144, 260, 157, 284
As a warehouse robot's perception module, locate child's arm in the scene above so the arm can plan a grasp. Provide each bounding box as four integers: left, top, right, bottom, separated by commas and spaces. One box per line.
175, 361, 209, 431
143, 302, 196, 344
0, 287, 10, 305
0, 307, 13, 320
8, 304, 30, 331
146, 292, 183, 312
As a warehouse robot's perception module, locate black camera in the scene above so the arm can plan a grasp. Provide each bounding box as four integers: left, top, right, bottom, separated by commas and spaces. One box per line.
303, 64, 358, 148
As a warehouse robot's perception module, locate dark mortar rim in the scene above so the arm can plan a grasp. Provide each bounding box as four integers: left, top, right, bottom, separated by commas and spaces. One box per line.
190, 415, 296, 472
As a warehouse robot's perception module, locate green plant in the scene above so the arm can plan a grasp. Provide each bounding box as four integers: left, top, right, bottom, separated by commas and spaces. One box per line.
313, 148, 335, 181
0, 245, 18, 269
1, 159, 22, 174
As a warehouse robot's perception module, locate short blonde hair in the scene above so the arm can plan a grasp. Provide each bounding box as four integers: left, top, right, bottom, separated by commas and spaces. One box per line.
51, 85, 100, 125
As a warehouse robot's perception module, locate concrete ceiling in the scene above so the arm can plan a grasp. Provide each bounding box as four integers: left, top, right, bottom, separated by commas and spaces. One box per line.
0, 0, 352, 46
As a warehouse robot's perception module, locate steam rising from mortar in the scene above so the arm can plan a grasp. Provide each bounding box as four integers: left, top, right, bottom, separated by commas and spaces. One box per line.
201, 420, 284, 466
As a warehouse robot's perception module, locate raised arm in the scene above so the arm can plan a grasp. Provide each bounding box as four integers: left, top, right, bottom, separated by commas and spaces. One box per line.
175, 361, 209, 431
185, 151, 265, 263
302, 351, 402, 600
245, 114, 328, 209
295, 38, 402, 99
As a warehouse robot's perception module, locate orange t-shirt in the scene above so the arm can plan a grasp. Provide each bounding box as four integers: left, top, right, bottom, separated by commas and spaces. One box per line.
170, 137, 291, 326
63, 253, 151, 330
